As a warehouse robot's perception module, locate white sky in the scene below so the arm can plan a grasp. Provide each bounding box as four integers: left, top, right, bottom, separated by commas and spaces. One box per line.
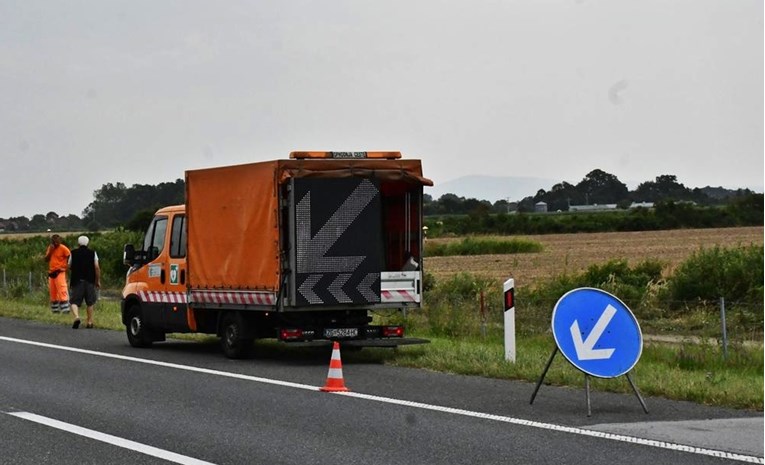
1, 0, 762, 217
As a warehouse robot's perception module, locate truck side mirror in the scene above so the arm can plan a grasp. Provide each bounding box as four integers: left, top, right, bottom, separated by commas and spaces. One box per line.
123, 244, 136, 266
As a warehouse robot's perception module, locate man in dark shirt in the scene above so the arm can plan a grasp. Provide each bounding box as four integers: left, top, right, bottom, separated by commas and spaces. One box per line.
68, 235, 101, 329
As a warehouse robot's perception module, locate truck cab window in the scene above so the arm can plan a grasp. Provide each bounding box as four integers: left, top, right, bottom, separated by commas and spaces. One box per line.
170, 215, 187, 258
144, 216, 168, 261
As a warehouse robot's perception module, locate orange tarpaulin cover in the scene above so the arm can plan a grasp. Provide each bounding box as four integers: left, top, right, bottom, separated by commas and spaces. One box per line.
185, 158, 431, 291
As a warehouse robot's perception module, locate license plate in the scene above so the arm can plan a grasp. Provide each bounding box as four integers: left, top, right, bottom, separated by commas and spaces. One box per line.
324, 328, 358, 338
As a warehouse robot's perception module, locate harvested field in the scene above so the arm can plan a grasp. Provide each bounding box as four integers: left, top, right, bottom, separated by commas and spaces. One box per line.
424, 226, 764, 289
0, 231, 84, 241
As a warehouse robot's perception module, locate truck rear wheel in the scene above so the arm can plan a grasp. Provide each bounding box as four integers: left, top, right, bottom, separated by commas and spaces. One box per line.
126, 304, 153, 348
221, 312, 253, 359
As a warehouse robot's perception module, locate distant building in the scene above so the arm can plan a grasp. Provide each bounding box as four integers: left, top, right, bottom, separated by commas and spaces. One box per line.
629, 202, 654, 209
569, 204, 618, 212
534, 201, 548, 213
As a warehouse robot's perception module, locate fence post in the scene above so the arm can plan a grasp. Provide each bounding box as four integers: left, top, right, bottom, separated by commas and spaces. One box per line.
28, 271, 33, 293
480, 290, 487, 338
720, 297, 728, 361
2, 267, 5, 289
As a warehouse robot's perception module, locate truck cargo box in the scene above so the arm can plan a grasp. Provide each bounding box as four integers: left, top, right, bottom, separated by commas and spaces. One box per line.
185, 155, 431, 309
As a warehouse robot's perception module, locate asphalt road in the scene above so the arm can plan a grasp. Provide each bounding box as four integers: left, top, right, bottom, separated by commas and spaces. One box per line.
0, 317, 762, 465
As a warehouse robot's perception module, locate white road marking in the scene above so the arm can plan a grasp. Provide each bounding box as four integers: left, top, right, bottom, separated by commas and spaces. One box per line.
1, 336, 762, 464
7, 411, 216, 465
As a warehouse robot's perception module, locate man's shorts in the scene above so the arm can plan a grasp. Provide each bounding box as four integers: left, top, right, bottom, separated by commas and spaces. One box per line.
70, 280, 98, 307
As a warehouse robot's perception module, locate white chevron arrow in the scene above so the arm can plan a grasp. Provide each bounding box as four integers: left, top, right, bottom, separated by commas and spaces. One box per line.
328, 274, 352, 303
298, 274, 323, 304
570, 304, 616, 361
357, 273, 379, 302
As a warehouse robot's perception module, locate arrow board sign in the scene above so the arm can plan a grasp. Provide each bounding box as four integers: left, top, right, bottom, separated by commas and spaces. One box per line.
294, 177, 383, 306
551, 288, 643, 378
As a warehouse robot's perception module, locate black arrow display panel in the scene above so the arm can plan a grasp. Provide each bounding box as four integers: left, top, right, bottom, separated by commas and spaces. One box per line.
294, 177, 383, 306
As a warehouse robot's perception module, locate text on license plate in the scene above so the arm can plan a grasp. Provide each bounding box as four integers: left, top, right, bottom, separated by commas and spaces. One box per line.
324, 328, 358, 338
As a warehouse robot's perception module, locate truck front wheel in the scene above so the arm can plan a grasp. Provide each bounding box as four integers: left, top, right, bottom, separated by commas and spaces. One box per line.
220, 312, 253, 359
126, 305, 153, 348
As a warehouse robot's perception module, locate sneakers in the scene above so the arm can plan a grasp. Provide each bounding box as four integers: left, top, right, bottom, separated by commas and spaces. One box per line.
72, 319, 81, 329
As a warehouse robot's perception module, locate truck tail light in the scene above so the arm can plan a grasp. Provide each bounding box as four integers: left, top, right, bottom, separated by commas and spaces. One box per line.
382, 326, 404, 338
280, 328, 303, 340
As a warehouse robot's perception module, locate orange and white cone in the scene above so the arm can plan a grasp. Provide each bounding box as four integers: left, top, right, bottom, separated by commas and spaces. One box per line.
320, 341, 349, 392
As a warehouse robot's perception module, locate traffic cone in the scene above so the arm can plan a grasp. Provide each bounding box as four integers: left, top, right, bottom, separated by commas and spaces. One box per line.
320, 341, 349, 392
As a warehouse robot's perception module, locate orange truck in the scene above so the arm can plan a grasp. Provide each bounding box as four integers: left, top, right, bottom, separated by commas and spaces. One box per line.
121, 151, 431, 358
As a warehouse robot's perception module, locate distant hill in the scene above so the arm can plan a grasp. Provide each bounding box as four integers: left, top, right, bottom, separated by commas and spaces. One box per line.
425, 175, 559, 203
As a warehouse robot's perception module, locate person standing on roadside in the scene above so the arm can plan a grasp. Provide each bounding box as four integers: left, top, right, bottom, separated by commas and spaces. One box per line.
68, 235, 101, 329
44, 234, 71, 314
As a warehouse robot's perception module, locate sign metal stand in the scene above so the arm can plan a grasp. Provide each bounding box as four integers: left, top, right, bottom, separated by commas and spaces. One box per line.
530, 346, 648, 417
529, 288, 649, 417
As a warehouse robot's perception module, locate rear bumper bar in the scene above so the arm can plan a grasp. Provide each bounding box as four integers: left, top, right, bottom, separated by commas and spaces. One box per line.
281, 338, 430, 348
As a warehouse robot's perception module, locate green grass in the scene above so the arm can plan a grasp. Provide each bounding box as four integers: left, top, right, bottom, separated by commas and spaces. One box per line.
1, 294, 761, 411
424, 236, 543, 256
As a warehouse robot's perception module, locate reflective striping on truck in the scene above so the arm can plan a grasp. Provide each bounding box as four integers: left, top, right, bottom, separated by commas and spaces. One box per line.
189, 290, 277, 306
138, 291, 188, 304
137, 290, 277, 306
381, 290, 418, 303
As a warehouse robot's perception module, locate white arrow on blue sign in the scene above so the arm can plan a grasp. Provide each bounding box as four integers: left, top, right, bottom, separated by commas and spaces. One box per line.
552, 288, 643, 378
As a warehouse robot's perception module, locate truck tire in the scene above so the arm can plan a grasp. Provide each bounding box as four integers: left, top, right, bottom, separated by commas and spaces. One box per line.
220, 312, 253, 359
126, 304, 153, 348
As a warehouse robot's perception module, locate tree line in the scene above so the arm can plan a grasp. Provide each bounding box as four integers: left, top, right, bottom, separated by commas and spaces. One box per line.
0, 180, 185, 233
425, 169, 757, 215
0, 169, 760, 233
423, 169, 754, 216
425, 195, 763, 237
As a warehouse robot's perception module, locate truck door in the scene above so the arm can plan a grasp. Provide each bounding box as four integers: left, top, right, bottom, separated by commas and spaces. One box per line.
163, 214, 189, 331
141, 215, 168, 327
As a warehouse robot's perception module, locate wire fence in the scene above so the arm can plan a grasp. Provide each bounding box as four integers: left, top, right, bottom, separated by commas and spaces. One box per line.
1, 269, 48, 297
3, 267, 761, 359
407, 289, 763, 360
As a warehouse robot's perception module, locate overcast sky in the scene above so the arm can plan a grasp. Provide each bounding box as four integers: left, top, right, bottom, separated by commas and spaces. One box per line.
1, 0, 762, 218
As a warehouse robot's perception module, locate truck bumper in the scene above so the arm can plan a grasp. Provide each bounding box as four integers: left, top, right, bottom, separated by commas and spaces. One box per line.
280, 337, 430, 348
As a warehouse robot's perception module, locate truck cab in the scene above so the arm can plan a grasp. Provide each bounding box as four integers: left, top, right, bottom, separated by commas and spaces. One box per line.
122, 205, 189, 345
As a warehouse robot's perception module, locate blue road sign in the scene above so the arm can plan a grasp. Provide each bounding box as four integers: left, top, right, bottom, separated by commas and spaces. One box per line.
552, 288, 642, 378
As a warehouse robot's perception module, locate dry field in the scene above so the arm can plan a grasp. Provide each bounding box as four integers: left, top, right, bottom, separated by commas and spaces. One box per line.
0, 231, 83, 240
424, 226, 764, 289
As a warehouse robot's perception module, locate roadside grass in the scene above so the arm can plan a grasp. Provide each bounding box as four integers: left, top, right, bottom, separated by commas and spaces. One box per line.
386, 335, 763, 411
1, 295, 761, 411
424, 237, 543, 256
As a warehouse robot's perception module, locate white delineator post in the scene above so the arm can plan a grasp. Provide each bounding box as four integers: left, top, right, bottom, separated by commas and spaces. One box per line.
503, 278, 516, 362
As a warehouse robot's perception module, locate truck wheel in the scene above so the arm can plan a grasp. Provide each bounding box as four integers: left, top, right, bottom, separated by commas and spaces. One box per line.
126, 305, 153, 348
221, 313, 252, 359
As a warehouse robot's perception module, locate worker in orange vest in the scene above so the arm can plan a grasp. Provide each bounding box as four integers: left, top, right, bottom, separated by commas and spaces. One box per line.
44, 234, 71, 314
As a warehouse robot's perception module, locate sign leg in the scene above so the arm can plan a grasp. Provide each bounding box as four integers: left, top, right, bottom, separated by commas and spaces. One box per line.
530, 347, 558, 405
585, 374, 592, 417
626, 372, 649, 414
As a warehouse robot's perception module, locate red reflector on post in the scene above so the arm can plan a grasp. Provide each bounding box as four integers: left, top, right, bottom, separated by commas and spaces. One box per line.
504, 289, 515, 310
382, 326, 404, 337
